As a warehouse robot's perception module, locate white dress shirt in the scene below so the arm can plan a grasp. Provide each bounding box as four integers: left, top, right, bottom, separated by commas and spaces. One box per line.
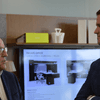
0, 70, 8, 100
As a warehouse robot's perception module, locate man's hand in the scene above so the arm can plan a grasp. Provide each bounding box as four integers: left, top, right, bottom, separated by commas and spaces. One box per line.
87, 95, 95, 100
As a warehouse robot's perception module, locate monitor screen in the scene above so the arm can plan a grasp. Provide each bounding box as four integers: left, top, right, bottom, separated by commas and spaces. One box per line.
22, 48, 100, 100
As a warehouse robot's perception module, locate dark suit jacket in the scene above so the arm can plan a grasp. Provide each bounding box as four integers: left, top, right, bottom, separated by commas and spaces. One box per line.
75, 58, 100, 100
1, 70, 23, 100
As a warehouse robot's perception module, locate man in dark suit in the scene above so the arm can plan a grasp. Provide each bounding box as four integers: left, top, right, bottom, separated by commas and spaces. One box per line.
75, 10, 100, 100
0, 38, 23, 100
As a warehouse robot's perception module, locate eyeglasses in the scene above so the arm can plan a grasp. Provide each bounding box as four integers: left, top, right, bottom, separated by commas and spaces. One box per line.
0, 47, 7, 53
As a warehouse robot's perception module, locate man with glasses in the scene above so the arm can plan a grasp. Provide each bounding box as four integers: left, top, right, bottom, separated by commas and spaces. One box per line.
0, 38, 23, 100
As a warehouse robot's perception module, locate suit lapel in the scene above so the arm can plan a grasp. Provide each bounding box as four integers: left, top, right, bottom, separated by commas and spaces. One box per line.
1, 70, 12, 100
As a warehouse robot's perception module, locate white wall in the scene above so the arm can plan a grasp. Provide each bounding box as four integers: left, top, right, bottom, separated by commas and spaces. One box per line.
85, 0, 100, 18
1, 0, 100, 18
0, 0, 2, 13
1, 0, 86, 17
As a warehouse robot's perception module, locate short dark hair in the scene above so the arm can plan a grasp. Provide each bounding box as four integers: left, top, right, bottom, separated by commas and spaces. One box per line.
96, 10, 100, 16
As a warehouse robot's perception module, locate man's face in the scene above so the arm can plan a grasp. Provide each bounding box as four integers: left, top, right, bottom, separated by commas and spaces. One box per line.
94, 15, 100, 44
0, 39, 8, 71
